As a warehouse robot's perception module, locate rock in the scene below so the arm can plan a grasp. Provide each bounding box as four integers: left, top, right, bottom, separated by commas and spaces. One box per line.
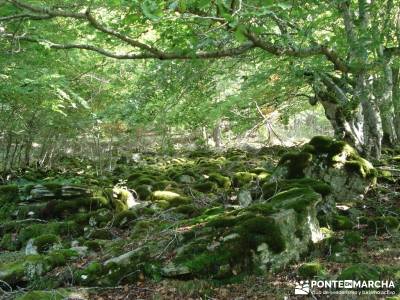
273, 136, 376, 202
162, 262, 191, 277
104, 247, 146, 267
29, 185, 55, 200
70, 246, 89, 256
25, 239, 38, 255
168, 186, 324, 278
106, 187, 138, 211
237, 190, 252, 207
61, 185, 91, 198
178, 174, 194, 184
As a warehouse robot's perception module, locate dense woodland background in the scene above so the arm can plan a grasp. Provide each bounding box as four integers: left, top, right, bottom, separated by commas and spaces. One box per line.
0, 1, 399, 299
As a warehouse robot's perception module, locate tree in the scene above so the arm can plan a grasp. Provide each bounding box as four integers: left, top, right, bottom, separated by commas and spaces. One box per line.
1, 0, 400, 158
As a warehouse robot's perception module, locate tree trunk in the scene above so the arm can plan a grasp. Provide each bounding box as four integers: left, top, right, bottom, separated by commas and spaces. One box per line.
393, 67, 400, 140
212, 121, 222, 148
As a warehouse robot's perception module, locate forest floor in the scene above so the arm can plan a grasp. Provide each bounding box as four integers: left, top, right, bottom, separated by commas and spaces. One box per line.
0, 144, 399, 300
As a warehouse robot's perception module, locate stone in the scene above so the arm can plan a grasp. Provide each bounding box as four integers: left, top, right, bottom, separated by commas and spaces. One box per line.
25, 239, 38, 255
237, 190, 252, 207
104, 247, 146, 267
162, 262, 191, 277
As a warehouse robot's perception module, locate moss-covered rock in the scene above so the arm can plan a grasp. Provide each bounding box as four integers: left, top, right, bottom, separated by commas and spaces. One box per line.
114, 210, 137, 228
298, 262, 326, 278
0, 185, 19, 203
135, 184, 153, 200
262, 178, 331, 200
272, 136, 376, 202
32, 234, 61, 253
105, 187, 136, 212
86, 228, 113, 240
193, 182, 218, 193
208, 173, 231, 189
151, 190, 191, 209
232, 172, 257, 187
164, 184, 324, 279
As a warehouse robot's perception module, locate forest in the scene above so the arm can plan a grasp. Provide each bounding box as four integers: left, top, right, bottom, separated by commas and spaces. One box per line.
0, 0, 399, 299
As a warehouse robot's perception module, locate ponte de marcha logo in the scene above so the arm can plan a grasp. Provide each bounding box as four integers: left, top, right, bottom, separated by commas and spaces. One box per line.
293, 280, 396, 296
295, 280, 310, 295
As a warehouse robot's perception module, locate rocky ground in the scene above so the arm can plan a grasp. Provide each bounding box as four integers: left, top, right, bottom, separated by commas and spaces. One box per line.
0, 137, 399, 300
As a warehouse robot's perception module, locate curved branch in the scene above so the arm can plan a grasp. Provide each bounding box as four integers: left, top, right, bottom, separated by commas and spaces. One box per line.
1, 33, 255, 60
246, 32, 350, 73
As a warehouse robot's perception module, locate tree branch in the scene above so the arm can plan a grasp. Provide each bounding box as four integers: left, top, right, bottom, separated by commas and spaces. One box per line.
1, 32, 255, 60
0, 13, 53, 21
246, 32, 350, 73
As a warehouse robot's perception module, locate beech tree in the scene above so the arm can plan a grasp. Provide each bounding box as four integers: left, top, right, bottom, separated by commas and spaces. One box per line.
1, 0, 400, 158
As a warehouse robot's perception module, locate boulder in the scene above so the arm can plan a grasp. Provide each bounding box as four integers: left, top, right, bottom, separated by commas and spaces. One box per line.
162, 185, 324, 278
273, 136, 376, 201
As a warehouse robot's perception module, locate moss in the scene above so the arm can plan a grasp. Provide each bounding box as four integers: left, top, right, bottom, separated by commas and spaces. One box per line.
0, 202, 17, 221
87, 228, 113, 240
0, 233, 17, 251
268, 187, 321, 213
278, 152, 313, 178
84, 240, 102, 252
208, 173, 231, 189
344, 159, 376, 178
42, 183, 62, 197
308, 136, 334, 153
252, 167, 268, 175
236, 216, 285, 253
18, 221, 81, 245
331, 215, 353, 230
257, 172, 270, 183
151, 190, 191, 209
131, 220, 155, 238
298, 262, 325, 278
15, 290, 69, 300
338, 263, 381, 281
127, 171, 148, 181
368, 216, 400, 233
151, 190, 181, 201
32, 234, 60, 253
174, 204, 200, 216
207, 215, 239, 228
0, 185, 19, 203
193, 182, 218, 193
343, 231, 363, 247
74, 261, 105, 285
184, 251, 231, 275
232, 172, 257, 187
133, 177, 156, 186
135, 184, 153, 200
114, 210, 137, 228
104, 187, 134, 212
262, 178, 331, 199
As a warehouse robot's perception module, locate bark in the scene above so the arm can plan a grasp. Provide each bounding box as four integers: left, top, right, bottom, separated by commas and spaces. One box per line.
212, 121, 222, 148
393, 67, 400, 140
